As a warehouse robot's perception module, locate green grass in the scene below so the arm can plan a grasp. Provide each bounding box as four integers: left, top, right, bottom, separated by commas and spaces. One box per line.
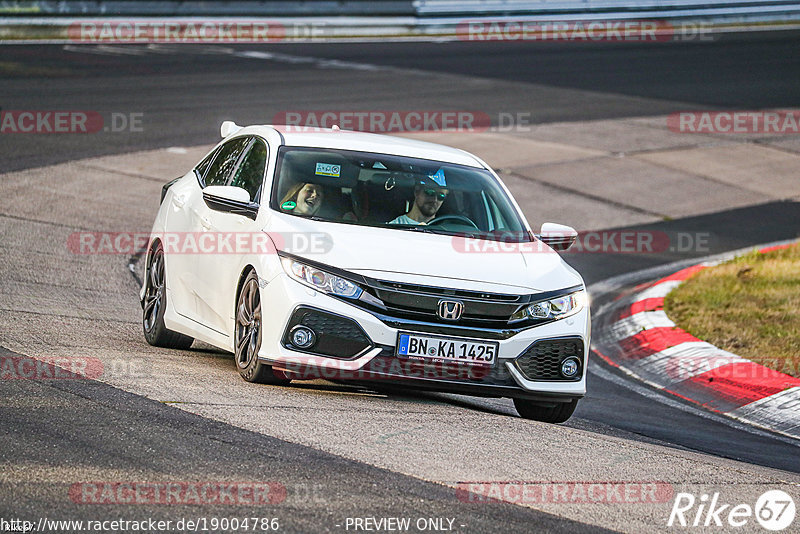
663, 243, 800, 378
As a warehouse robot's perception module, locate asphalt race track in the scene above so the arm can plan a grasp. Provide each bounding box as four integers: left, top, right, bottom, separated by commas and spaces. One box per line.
1, 33, 800, 533
3, 32, 800, 171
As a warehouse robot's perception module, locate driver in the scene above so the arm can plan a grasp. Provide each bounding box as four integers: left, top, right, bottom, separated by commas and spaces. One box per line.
389, 171, 448, 225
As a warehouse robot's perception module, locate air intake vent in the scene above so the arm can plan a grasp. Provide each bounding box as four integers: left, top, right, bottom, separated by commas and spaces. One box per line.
514, 338, 583, 381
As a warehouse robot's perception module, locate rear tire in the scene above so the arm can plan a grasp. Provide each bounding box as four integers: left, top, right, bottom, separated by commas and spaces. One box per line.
142, 243, 194, 350
234, 271, 291, 385
514, 398, 578, 424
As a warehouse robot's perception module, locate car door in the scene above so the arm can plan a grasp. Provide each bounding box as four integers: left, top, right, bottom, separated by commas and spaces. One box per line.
167, 136, 251, 328
163, 147, 218, 319
194, 136, 269, 334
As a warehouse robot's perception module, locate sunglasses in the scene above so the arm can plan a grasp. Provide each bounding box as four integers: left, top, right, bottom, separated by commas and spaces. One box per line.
423, 188, 448, 200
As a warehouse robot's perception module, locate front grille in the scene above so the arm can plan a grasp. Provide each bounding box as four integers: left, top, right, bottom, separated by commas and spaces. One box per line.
376, 280, 521, 302
514, 338, 584, 381
363, 279, 522, 329
283, 307, 371, 359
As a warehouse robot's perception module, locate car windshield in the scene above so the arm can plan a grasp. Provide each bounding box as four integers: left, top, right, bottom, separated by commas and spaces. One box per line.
270, 146, 530, 242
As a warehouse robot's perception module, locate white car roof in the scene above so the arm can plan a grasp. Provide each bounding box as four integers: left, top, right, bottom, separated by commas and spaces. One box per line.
235, 125, 485, 168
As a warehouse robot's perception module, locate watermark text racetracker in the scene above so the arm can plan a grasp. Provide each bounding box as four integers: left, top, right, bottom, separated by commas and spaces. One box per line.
1, 356, 102, 380
1, 355, 155, 380
70, 20, 287, 43
456, 20, 714, 42
271, 354, 496, 382
68, 231, 333, 255
451, 231, 712, 254
457, 481, 674, 504
664, 355, 800, 382
69, 20, 408, 43
669, 110, 800, 134
0, 110, 143, 134
273, 110, 537, 133
69, 481, 286, 505
274, 111, 492, 133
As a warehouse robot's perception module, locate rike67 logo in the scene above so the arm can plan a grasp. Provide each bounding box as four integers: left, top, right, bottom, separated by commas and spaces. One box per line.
667, 490, 795, 530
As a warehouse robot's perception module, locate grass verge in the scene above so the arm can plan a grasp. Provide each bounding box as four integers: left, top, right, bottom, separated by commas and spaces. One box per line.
664, 243, 800, 378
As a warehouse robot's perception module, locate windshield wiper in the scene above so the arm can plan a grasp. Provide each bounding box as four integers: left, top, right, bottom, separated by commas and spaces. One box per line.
394, 225, 479, 239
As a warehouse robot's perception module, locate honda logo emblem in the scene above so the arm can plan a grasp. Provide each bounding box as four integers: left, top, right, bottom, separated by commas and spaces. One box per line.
437, 300, 464, 321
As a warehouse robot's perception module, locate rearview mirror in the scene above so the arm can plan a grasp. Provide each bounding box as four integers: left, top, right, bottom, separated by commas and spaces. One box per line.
538, 222, 578, 251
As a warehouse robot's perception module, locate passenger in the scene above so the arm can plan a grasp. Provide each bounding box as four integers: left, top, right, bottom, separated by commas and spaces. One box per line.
389, 176, 448, 225
280, 183, 324, 216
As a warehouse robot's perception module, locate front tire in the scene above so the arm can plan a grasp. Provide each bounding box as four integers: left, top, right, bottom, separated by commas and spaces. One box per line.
142, 243, 194, 349
514, 398, 578, 424
234, 271, 290, 385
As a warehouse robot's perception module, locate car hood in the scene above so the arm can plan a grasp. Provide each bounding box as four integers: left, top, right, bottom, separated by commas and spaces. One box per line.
267, 215, 583, 294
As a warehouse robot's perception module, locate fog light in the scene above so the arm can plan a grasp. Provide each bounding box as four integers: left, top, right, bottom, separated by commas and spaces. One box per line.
561, 357, 580, 378
291, 326, 316, 349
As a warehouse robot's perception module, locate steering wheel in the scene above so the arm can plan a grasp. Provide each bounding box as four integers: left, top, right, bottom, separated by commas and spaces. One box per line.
427, 214, 479, 229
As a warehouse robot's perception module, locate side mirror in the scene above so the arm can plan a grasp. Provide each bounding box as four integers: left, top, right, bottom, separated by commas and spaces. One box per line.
204, 185, 250, 204
202, 186, 257, 220
220, 120, 242, 138
538, 222, 578, 251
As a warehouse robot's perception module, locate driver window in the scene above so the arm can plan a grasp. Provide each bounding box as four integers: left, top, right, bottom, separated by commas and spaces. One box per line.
204, 137, 250, 188
229, 138, 268, 203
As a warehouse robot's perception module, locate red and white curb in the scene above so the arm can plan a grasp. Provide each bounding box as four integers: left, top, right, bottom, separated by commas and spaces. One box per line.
592, 243, 800, 440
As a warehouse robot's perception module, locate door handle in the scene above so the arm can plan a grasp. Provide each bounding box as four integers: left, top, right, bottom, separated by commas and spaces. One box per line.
201, 217, 213, 230
172, 194, 186, 208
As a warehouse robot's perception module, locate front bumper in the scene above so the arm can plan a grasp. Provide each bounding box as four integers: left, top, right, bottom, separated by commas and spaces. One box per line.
258, 273, 589, 400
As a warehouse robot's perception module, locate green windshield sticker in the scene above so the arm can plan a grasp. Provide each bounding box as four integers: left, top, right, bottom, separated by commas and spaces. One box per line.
281, 201, 296, 210
315, 163, 341, 177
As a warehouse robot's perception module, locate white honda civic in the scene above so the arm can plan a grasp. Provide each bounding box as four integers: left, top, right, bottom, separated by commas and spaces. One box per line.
141, 122, 589, 423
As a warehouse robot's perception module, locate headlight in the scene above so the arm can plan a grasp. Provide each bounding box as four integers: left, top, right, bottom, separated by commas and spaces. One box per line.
280, 257, 363, 299
511, 290, 586, 321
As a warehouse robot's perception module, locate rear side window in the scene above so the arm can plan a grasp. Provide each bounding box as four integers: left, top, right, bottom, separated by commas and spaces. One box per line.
204, 137, 250, 188
230, 138, 268, 203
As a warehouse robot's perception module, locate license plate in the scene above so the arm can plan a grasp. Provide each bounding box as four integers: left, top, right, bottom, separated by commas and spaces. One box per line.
396, 332, 497, 365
